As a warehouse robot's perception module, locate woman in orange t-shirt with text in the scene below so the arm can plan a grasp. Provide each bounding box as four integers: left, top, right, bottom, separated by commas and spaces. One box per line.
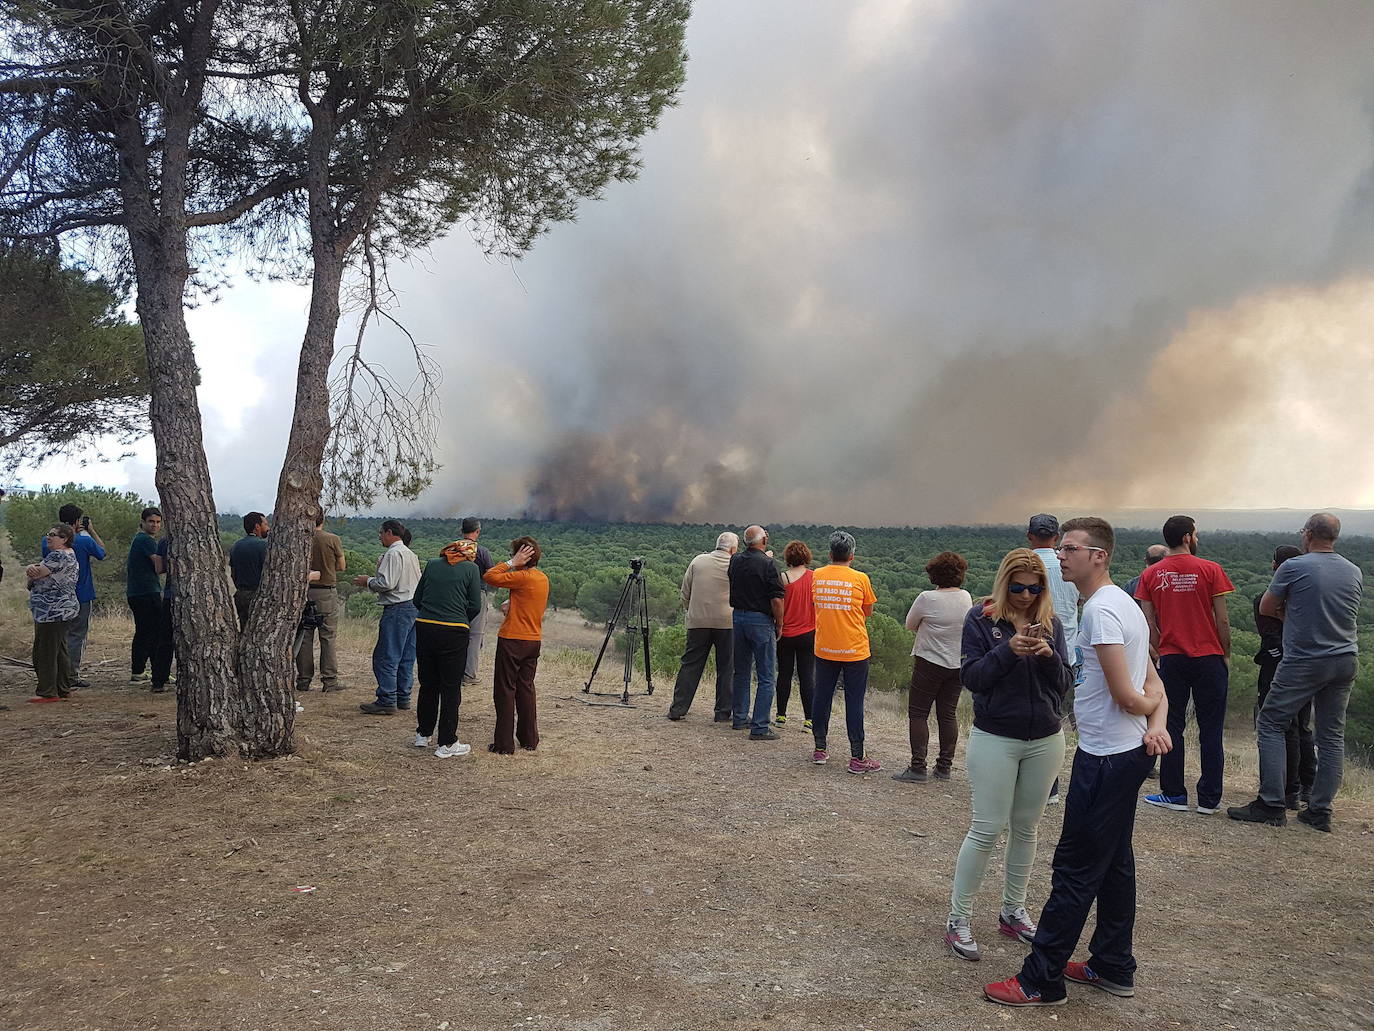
810, 530, 880, 775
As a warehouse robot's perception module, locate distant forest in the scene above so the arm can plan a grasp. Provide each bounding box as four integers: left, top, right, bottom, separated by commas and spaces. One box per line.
281, 515, 1374, 760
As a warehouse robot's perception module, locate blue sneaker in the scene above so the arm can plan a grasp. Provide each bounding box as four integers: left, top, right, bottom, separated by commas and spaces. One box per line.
1143, 792, 1189, 812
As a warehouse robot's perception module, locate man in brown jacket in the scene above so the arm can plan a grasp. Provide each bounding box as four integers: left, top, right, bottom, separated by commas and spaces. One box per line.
667, 531, 738, 722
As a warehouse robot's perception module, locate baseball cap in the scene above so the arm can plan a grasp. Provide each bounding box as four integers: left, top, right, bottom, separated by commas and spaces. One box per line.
1027, 514, 1059, 536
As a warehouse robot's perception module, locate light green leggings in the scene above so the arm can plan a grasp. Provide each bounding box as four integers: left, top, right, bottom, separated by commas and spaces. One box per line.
948, 726, 1065, 920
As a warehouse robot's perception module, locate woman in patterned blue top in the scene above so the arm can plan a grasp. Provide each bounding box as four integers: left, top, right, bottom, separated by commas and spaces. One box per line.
26, 524, 79, 701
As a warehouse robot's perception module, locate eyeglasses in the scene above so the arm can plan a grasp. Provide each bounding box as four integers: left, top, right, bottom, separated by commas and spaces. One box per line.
1054, 544, 1105, 556
1008, 583, 1044, 595
45, 531, 64, 538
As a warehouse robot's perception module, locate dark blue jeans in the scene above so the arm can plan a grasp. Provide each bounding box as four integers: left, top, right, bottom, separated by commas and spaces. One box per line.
811, 657, 870, 758
1158, 654, 1228, 808
1019, 745, 1152, 1002
372, 601, 417, 708
731, 611, 777, 733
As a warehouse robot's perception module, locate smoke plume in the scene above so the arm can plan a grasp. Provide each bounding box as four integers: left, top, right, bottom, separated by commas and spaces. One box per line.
383, 0, 1374, 524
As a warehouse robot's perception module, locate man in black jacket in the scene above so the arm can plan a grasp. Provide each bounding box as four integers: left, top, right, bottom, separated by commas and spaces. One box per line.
728, 525, 785, 740
1253, 545, 1312, 808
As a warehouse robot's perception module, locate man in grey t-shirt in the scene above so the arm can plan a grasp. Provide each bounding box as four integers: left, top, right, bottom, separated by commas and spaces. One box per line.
1228, 512, 1363, 833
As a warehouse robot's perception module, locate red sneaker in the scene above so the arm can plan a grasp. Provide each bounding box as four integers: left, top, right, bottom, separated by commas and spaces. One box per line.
27, 696, 64, 704
847, 756, 883, 775
983, 976, 1065, 1007
811, 749, 829, 765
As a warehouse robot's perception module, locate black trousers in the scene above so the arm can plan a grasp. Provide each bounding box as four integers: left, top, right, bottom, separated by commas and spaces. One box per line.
1256, 660, 1316, 798
415, 622, 469, 747
152, 597, 176, 687
668, 627, 734, 719
127, 594, 162, 676
776, 631, 815, 718
1019, 744, 1153, 1001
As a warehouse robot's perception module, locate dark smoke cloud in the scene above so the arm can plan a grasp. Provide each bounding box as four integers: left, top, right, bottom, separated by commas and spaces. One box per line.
378, 0, 1374, 524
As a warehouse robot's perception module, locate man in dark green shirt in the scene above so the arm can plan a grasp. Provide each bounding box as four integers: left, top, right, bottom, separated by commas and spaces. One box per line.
125, 507, 164, 685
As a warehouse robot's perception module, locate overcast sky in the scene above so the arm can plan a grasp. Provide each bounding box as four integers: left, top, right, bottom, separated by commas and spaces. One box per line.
22, 0, 1374, 526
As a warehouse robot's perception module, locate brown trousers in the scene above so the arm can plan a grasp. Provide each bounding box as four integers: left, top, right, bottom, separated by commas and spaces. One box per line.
908, 655, 962, 771
492, 637, 541, 753
32, 619, 74, 698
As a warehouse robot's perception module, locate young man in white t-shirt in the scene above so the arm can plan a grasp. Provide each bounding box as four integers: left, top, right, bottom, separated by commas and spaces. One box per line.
984, 517, 1172, 1008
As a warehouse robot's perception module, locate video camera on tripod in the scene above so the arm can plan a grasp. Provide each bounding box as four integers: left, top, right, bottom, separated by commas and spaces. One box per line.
583, 556, 654, 706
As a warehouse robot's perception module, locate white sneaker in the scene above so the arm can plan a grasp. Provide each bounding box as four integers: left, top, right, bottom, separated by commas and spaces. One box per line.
944, 916, 979, 961
435, 742, 472, 759
414, 733, 432, 748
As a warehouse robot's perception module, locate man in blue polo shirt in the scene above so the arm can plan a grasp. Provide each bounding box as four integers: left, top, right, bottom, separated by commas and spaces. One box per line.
228, 512, 270, 631
43, 503, 107, 689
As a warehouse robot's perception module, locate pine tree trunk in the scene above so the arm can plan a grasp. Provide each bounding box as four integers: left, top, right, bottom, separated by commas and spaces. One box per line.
234, 253, 346, 733
129, 252, 255, 759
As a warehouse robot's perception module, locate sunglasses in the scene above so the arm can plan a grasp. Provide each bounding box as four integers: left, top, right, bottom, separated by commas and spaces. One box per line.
1008, 582, 1044, 595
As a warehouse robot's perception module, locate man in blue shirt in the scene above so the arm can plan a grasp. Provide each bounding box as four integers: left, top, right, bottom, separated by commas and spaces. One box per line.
228, 511, 270, 631
42, 503, 107, 689
126, 507, 165, 684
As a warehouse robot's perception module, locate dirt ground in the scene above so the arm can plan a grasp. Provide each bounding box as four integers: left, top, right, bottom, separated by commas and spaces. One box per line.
1, 611, 1371, 1031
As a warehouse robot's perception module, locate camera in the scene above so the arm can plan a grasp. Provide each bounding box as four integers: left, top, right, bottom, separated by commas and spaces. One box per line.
629, 556, 645, 573
81, 516, 91, 531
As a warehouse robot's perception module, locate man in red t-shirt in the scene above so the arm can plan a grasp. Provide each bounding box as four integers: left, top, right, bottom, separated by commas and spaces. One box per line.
1134, 515, 1234, 814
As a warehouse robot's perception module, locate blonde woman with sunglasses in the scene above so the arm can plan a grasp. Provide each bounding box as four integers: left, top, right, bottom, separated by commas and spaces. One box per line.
944, 549, 1073, 962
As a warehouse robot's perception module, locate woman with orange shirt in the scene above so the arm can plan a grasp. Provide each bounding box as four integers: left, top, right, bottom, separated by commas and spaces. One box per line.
810, 530, 880, 774
483, 536, 550, 754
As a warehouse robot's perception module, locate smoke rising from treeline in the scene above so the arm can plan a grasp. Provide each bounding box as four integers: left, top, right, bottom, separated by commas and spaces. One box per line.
395, 0, 1374, 524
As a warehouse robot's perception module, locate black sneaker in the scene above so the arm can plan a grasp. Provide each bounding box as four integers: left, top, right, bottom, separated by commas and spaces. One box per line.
1284, 794, 1301, 811
1296, 807, 1332, 833
667, 714, 686, 721
748, 730, 780, 741
932, 767, 952, 781
358, 701, 397, 715
892, 766, 928, 783
1226, 798, 1286, 826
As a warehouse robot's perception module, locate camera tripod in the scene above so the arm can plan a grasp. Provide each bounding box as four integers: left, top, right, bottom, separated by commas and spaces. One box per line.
584, 560, 654, 706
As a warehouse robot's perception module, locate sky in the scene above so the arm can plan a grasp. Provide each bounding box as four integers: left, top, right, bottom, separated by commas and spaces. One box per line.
19, 0, 1374, 527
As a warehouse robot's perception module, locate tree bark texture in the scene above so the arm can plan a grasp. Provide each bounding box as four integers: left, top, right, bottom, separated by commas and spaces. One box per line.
105, 13, 297, 759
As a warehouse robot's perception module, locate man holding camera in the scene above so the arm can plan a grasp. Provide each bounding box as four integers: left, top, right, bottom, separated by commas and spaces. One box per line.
459, 517, 495, 686
42, 503, 106, 688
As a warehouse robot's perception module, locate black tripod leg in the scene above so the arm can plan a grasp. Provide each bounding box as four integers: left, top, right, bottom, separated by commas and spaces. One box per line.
621, 573, 640, 705
639, 575, 653, 695
586, 574, 635, 693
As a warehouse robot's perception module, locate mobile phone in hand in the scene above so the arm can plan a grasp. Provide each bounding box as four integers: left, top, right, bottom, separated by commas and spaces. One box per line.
1024, 622, 1046, 639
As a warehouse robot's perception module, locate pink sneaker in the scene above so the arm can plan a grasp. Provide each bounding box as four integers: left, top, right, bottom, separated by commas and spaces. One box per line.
812, 749, 828, 764
998, 906, 1037, 945
847, 756, 882, 775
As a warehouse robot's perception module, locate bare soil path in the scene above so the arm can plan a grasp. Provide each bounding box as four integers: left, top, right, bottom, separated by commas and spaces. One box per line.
0, 626, 1370, 1031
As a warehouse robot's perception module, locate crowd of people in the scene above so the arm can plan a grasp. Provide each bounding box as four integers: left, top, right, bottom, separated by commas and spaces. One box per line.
18, 504, 550, 760
665, 510, 1363, 1007
15, 498, 1366, 1008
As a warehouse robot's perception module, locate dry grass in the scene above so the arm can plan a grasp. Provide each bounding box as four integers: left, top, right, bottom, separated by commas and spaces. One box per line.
0, 606, 1371, 1031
